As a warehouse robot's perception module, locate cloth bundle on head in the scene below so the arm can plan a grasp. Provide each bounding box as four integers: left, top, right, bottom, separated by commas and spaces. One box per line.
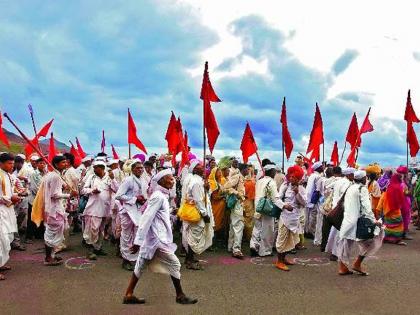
287, 165, 304, 181
396, 165, 408, 174
365, 163, 381, 175
218, 156, 232, 170
354, 170, 367, 180
342, 168, 356, 175
93, 160, 106, 167
311, 161, 323, 171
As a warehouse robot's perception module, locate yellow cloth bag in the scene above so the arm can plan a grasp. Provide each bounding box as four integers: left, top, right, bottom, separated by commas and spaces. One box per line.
31, 181, 46, 227
177, 201, 201, 223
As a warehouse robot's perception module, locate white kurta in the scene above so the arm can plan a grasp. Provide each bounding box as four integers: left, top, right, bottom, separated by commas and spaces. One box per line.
279, 183, 306, 234
82, 174, 117, 218
0, 169, 18, 235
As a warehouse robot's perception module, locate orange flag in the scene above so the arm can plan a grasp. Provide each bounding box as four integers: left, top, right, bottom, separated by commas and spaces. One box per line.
128, 109, 147, 154
240, 122, 258, 163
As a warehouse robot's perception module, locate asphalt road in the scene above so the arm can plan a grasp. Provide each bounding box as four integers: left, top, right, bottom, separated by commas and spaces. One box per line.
1, 229, 420, 315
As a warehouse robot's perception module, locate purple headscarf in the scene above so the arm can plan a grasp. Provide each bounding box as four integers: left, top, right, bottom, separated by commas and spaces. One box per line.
378, 170, 393, 192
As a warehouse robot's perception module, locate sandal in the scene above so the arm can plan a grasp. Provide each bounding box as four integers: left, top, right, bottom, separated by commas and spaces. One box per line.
176, 296, 198, 305
275, 262, 290, 271
44, 258, 63, 266
338, 270, 354, 276
0, 273, 5, 281
123, 295, 146, 304
352, 268, 369, 276
232, 252, 244, 260
0, 265, 11, 271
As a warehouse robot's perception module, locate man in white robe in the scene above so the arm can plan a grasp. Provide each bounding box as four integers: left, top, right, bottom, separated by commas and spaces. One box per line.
337, 171, 383, 275
82, 160, 118, 259
0, 153, 22, 280
304, 161, 324, 240
43, 155, 78, 266
123, 169, 197, 305
115, 161, 148, 271
250, 164, 290, 257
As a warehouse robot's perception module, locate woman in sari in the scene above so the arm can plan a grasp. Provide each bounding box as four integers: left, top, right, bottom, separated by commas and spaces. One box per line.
396, 166, 413, 239
208, 167, 227, 235
377, 174, 406, 245
242, 165, 256, 241
367, 173, 382, 219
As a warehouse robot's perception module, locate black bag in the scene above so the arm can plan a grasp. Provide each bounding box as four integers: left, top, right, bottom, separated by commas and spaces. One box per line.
356, 186, 376, 240
326, 186, 350, 230
310, 177, 322, 204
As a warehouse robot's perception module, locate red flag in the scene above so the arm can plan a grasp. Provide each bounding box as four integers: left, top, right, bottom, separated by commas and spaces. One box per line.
280, 97, 294, 160
24, 137, 39, 157
346, 113, 360, 148
165, 111, 180, 153
346, 147, 357, 167
128, 109, 147, 154
0, 112, 10, 147
201, 62, 221, 153
240, 122, 258, 163
47, 133, 57, 171
359, 107, 374, 134
330, 141, 339, 166
75, 137, 87, 158
70, 144, 82, 167
101, 130, 106, 153
111, 144, 119, 159
37, 119, 54, 138
407, 122, 420, 157
175, 117, 184, 155
306, 103, 324, 156
404, 89, 420, 123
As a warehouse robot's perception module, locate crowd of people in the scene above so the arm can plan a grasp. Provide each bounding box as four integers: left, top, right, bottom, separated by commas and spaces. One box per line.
0, 150, 419, 304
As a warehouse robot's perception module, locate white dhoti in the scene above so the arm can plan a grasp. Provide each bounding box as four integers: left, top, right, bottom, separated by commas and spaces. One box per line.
337, 229, 384, 266
119, 212, 138, 262
276, 219, 300, 254
325, 227, 339, 255
304, 205, 318, 235
83, 216, 106, 250
44, 213, 67, 248
314, 210, 324, 246
185, 219, 213, 255
250, 215, 275, 257
134, 249, 181, 279
0, 225, 12, 267
228, 204, 244, 254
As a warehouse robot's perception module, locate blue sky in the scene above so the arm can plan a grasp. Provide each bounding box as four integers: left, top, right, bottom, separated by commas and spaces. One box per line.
1, 0, 419, 167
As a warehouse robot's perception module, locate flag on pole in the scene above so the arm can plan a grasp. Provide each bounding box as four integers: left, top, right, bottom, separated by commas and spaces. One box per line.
404, 90, 420, 123
407, 122, 420, 157
28, 104, 34, 116
306, 103, 324, 161
111, 144, 119, 159
37, 119, 54, 138
200, 62, 221, 153
47, 133, 56, 170
70, 144, 82, 167
101, 130, 106, 153
0, 112, 10, 147
128, 109, 147, 154
165, 111, 180, 154
359, 107, 374, 134
240, 122, 258, 163
280, 97, 294, 160
75, 137, 87, 158
330, 141, 339, 166
346, 113, 360, 148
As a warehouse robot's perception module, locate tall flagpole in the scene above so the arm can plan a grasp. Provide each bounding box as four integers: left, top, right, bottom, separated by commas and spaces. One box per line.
407, 139, 409, 168
128, 109, 132, 159
28, 104, 41, 151
282, 140, 285, 173
339, 141, 347, 166
322, 143, 325, 164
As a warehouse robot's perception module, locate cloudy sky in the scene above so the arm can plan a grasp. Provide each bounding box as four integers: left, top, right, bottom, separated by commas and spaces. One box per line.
1, 0, 420, 167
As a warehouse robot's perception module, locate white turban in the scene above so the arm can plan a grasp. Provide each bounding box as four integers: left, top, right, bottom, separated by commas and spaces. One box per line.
263, 164, 276, 171
311, 161, 323, 171
154, 168, 173, 183
82, 156, 93, 162
342, 168, 356, 175
93, 160, 106, 167
189, 160, 201, 173
30, 155, 40, 161
354, 170, 367, 180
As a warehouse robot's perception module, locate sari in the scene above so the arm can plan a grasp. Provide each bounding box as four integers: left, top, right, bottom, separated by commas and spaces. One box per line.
208, 168, 227, 232
243, 176, 256, 241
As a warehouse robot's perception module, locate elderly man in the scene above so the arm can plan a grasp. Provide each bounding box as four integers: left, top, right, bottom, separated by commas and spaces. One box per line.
123, 169, 197, 305
250, 164, 292, 257
0, 153, 22, 280
82, 160, 118, 259
43, 155, 78, 266
304, 161, 324, 240
183, 161, 213, 270
337, 170, 383, 276
115, 161, 148, 271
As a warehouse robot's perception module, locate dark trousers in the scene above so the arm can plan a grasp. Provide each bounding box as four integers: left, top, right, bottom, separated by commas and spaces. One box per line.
26, 204, 45, 239
321, 215, 332, 252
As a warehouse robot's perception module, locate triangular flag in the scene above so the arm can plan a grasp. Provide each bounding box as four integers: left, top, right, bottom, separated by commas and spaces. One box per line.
201, 62, 221, 153
240, 122, 258, 163
111, 144, 119, 160
345, 113, 361, 148
165, 111, 180, 153
306, 103, 324, 157
347, 147, 357, 167
70, 144, 82, 168
0, 112, 10, 147
280, 97, 294, 160
47, 133, 56, 171
407, 121, 420, 157
128, 109, 147, 154
37, 119, 54, 138
330, 141, 339, 166
24, 137, 39, 158
359, 107, 374, 134
76, 137, 87, 158
404, 90, 420, 123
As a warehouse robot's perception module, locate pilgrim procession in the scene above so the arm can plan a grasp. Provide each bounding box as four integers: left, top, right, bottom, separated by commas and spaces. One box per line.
2, 1, 420, 314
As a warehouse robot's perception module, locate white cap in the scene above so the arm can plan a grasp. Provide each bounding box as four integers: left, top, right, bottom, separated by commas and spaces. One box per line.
93, 160, 106, 167
17, 154, 26, 159
154, 168, 173, 183
107, 159, 119, 166
342, 168, 356, 175
82, 156, 93, 162
119, 156, 128, 162
311, 161, 323, 171
263, 164, 276, 171
354, 170, 367, 180
189, 160, 201, 173
30, 155, 40, 161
